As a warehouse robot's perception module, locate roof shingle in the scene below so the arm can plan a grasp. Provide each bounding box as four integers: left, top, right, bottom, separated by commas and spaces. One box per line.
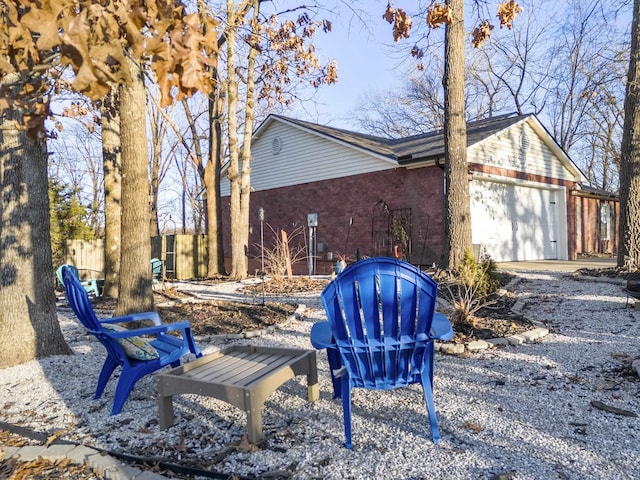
270, 112, 529, 164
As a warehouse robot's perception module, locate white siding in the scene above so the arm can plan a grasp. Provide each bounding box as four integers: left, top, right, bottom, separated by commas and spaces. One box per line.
221, 120, 396, 195
469, 122, 576, 181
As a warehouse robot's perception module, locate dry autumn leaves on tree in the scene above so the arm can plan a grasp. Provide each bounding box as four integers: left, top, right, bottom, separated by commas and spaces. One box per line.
0, 0, 219, 136
384, 0, 524, 52
0, 1, 337, 133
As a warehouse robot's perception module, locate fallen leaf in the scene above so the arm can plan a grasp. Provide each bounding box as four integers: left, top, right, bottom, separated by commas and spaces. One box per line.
460, 421, 483, 432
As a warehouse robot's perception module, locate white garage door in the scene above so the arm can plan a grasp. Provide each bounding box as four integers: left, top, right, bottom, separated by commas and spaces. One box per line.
470, 180, 561, 262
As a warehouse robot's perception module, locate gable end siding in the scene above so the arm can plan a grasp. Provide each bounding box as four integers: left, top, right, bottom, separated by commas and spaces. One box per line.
469, 122, 575, 181
221, 121, 396, 196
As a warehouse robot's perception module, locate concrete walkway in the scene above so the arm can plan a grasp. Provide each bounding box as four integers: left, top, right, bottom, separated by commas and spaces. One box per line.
1, 442, 169, 480
496, 257, 617, 272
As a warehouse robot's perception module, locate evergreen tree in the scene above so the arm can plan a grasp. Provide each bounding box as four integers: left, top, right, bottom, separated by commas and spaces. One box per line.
49, 179, 96, 267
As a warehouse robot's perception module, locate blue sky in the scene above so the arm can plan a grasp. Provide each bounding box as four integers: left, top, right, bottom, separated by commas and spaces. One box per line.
285, 2, 411, 130
285, 0, 634, 134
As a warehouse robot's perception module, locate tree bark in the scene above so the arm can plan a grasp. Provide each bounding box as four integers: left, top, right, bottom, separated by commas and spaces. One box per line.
0, 119, 71, 368
116, 57, 154, 315
101, 89, 122, 299
238, 1, 259, 277
443, 0, 472, 270
618, 0, 640, 268
227, 1, 247, 279
206, 84, 227, 276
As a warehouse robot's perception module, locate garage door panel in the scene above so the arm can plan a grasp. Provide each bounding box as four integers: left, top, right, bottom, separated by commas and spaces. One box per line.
470, 182, 513, 261
470, 180, 561, 262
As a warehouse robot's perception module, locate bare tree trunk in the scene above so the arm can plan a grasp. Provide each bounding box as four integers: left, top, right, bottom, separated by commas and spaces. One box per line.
239, 1, 260, 258
227, 1, 246, 279
443, 0, 472, 270
179, 97, 204, 236
0, 119, 71, 368
207, 91, 227, 276
101, 89, 122, 299
618, 0, 640, 268
149, 99, 169, 238
116, 57, 154, 315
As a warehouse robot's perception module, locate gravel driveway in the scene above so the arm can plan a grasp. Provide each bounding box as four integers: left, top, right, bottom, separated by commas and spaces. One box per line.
1, 270, 638, 479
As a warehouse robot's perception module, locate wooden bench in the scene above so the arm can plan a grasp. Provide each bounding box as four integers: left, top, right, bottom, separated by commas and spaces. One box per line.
157, 345, 319, 443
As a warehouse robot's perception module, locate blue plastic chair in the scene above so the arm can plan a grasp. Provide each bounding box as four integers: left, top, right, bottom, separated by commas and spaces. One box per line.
61, 266, 202, 415
56, 264, 102, 297
310, 257, 453, 448
151, 258, 162, 283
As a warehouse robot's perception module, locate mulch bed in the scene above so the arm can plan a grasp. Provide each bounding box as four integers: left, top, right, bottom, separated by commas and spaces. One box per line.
575, 266, 639, 279
157, 300, 298, 336
87, 273, 535, 343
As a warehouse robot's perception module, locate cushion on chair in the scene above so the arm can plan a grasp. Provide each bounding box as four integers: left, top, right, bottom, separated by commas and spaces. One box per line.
102, 324, 160, 360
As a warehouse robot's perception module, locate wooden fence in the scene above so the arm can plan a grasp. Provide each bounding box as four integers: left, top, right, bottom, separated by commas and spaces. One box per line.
63, 239, 104, 280
63, 235, 208, 280
151, 234, 208, 279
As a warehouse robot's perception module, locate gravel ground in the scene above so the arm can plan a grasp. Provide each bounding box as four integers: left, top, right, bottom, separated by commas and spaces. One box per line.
1, 271, 639, 479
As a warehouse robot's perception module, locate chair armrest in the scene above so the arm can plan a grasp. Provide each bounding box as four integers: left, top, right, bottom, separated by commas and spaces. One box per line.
430, 313, 453, 341
161, 321, 194, 333
104, 320, 194, 338
104, 325, 166, 338
103, 311, 162, 326
310, 321, 335, 349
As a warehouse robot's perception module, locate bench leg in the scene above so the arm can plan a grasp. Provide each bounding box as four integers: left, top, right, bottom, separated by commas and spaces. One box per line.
158, 395, 175, 430
245, 401, 263, 444
307, 351, 319, 402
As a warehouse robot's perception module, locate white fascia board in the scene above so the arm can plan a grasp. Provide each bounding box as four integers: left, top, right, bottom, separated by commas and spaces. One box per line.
403, 159, 440, 169
252, 114, 276, 140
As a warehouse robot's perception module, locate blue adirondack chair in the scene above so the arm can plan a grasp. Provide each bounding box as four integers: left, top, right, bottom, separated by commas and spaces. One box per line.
310, 257, 453, 448
151, 258, 162, 283
56, 264, 102, 297
61, 265, 202, 415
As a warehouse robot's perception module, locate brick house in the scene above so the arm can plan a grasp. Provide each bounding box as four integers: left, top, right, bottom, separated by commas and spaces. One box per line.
221, 113, 615, 274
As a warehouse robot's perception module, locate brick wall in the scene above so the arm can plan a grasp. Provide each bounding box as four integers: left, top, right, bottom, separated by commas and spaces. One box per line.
572, 194, 619, 257
222, 166, 445, 273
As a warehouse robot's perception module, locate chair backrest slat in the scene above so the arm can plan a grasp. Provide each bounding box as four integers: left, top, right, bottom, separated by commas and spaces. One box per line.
56, 264, 79, 286
62, 267, 101, 331
62, 266, 129, 362
378, 271, 399, 338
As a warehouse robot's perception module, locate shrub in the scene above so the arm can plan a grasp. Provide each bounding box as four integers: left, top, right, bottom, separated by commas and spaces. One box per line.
444, 249, 500, 327
255, 224, 307, 279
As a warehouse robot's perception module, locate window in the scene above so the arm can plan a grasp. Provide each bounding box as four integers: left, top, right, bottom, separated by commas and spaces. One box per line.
600, 203, 611, 241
